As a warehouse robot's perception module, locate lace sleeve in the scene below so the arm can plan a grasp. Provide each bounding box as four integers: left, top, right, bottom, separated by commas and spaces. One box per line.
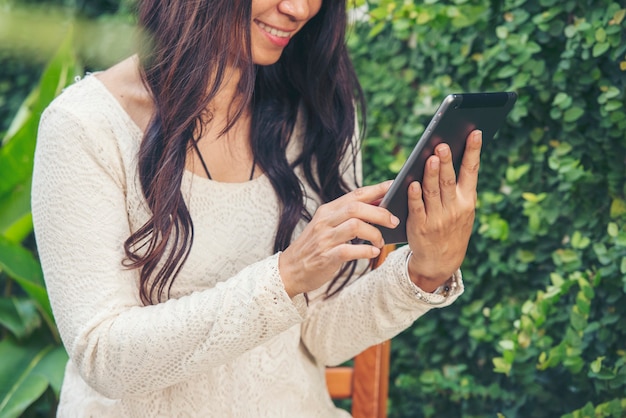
300, 245, 464, 366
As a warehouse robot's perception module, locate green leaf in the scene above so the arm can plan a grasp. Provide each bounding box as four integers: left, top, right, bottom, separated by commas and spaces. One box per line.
611, 198, 626, 219
368, 21, 386, 38
563, 106, 585, 122
550, 273, 565, 287
496, 26, 508, 39
419, 370, 438, 385
604, 86, 621, 99
493, 357, 512, 375
571, 231, 591, 249
0, 105, 40, 200
0, 177, 33, 242
497, 65, 518, 79
570, 310, 587, 331
590, 357, 605, 374
592, 42, 610, 57
33, 347, 68, 397
389, 148, 408, 173
605, 100, 623, 112
499, 340, 515, 351
553, 92, 572, 108
576, 296, 591, 316
0, 26, 78, 199
0, 339, 54, 418
506, 164, 530, 182
554, 249, 579, 264
522, 192, 546, 203
517, 249, 536, 263
0, 298, 41, 339
0, 236, 53, 326
611, 9, 626, 25
564, 25, 577, 38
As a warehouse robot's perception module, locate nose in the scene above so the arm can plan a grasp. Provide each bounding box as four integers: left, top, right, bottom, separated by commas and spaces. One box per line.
278, 0, 315, 21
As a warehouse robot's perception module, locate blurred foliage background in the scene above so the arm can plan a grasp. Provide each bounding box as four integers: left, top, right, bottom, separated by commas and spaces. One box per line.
1, 0, 625, 417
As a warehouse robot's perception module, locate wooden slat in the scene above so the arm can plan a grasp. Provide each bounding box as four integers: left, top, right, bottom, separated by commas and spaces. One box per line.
325, 367, 354, 399
351, 341, 390, 418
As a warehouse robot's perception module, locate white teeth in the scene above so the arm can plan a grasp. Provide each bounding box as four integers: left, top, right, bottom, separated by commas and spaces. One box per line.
257, 22, 291, 38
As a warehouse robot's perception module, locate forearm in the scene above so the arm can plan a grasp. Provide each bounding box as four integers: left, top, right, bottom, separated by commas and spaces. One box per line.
300, 246, 464, 366
62, 255, 305, 398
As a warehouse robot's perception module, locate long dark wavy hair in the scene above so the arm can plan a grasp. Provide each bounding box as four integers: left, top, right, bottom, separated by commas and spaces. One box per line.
124, 0, 367, 305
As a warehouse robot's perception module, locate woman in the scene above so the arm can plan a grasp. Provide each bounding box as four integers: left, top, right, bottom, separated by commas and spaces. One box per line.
32, 0, 481, 416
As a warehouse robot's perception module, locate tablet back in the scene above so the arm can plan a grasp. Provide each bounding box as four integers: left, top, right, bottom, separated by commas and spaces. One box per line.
377, 92, 518, 244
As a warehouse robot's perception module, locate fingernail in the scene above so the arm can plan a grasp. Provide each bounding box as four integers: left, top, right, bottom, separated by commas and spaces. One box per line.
372, 246, 381, 257
437, 145, 449, 157
391, 215, 400, 227
431, 157, 440, 168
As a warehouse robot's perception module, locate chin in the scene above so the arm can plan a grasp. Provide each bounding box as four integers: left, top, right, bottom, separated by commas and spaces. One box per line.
251, 51, 283, 66
253, 58, 282, 66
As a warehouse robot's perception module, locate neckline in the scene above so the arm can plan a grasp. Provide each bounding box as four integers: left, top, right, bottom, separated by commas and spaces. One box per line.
87, 74, 267, 185
183, 168, 268, 187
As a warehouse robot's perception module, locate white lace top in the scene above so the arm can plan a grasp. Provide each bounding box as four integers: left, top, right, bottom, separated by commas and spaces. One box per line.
31, 75, 464, 417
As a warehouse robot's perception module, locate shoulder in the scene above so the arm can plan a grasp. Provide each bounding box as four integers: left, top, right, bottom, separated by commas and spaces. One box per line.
36, 74, 142, 190
40, 74, 141, 151
42, 75, 106, 124
42, 75, 117, 129
41, 55, 148, 142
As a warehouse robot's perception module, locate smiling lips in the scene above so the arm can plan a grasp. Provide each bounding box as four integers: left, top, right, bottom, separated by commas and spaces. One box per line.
257, 21, 293, 47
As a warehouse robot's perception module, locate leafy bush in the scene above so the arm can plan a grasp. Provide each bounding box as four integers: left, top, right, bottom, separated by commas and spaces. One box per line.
349, 0, 626, 416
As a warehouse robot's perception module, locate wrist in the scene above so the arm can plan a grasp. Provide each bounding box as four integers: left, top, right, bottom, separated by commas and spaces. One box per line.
406, 253, 448, 293
277, 251, 301, 299
404, 251, 458, 305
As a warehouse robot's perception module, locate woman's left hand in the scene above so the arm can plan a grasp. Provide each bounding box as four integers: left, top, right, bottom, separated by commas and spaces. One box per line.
405, 130, 482, 292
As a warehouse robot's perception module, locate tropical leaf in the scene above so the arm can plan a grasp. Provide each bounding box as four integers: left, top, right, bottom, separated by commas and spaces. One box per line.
0, 178, 32, 243
32, 346, 68, 397
0, 297, 41, 339
0, 27, 78, 199
0, 236, 53, 329
0, 338, 67, 418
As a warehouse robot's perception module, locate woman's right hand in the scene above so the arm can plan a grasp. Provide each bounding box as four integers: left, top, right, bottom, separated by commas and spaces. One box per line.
279, 180, 399, 298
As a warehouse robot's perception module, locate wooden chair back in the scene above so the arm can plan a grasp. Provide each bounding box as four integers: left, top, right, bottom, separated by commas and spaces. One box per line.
325, 245, 394, 418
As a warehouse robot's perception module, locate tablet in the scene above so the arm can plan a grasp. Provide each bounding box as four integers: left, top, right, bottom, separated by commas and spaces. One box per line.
376, 91, 518, 244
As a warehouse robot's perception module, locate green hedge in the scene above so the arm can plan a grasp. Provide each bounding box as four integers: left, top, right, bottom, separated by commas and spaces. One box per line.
349, 0, 626, 416
0, 0, 625, 416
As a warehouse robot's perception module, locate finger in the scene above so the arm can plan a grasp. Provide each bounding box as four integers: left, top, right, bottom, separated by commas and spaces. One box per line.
344, 180, 393, 204
435, 143, 457, 207
458, 130, 482, 197
407, 181, 426, 224
332, 217, 387, 248
420, 155, 443, 212
327, 243, 382, 263
322, 182, 399, 228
